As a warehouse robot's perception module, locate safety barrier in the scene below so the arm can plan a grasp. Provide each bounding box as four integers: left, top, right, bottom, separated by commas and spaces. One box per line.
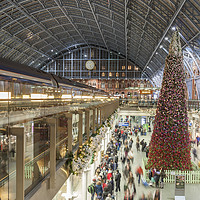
142, 158, 200, 184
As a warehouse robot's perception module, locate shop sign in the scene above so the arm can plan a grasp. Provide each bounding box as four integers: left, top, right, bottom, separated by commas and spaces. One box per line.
118, 122, 129, 126
140, 90, 153, 94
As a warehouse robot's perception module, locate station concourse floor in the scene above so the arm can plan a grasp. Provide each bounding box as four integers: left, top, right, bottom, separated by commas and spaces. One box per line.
72, 130, 200, 200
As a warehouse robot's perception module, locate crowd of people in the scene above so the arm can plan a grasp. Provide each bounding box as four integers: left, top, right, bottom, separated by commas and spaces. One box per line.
87, 134, 121, 200
87, 125, 161, 200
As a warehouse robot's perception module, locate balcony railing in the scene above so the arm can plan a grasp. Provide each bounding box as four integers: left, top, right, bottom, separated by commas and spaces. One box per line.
119, 99, 200, 111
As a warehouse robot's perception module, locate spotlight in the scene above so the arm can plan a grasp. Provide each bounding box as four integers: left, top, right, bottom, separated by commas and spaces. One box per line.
171, 26, 176, 31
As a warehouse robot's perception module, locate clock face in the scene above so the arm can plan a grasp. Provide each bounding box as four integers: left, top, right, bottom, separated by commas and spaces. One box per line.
85, 60, 95, 70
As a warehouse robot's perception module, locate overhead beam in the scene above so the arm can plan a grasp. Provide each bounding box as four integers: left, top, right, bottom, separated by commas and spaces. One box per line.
54, 0, 89, 46
135, 0, 152, 62
137, 0, 167, 24
125, 0, 128, 60
87, 0, 108, 50
0, 30, 48, 64
142, 0, 187, 74
6, 0, 65, 51
128, 8, 161, 35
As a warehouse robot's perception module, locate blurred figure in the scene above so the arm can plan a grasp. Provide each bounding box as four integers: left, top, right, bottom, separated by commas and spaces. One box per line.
154, 189, 160, 200
136, 166, 143, 184
124, 188, 133, 200
147, 192, 153, 200
95, 181, 103, 196
115, 169, 121, 192
139, 193, 147, 200
105, 194, 112, 200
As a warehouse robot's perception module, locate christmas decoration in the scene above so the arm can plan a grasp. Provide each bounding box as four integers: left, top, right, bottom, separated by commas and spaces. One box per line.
64, 111, 118, 175
146, 30, 192, 170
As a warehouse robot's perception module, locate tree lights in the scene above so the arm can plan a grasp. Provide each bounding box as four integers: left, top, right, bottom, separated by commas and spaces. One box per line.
147, 30, 192, 170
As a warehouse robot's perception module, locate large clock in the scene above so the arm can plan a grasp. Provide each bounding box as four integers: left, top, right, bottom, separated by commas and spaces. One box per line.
85, 60, 95, 70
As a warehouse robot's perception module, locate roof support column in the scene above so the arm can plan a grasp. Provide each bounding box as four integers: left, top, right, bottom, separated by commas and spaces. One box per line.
78, 111, 83, 147
9, 127, 24, 200
66, 113, 73, 152
85, 109, 90, 140
46, 118, 57, 189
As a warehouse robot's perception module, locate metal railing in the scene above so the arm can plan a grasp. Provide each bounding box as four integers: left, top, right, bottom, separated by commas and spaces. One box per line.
119, 99, 200, 111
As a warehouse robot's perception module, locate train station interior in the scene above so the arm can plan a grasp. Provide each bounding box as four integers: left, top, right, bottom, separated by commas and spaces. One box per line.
0, 0, 200, 200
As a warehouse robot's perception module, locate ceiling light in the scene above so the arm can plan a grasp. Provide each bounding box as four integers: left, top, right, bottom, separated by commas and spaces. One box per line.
84, 54, 87, 57
118, 52, 120, 54
51, 50, 53, 52
160, 45, 163, 48
171, 26, 176, 31
55, 52, 58, 55
156, 52, 158, 55
165, 37, 168, 40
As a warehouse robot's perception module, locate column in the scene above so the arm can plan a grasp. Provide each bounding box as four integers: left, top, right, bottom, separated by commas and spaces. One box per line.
91, 162, 95, 179
97, 148, 101, 166
104, 134, 107, 154
85, 110, 90, 140
78, 111, 83, 147
82, 168, 90, 200
10, 127, 24, 200
66, 113, 73, 152
92, 108, 96, 135
99, 108, 102, 125
47, 118, 57, 189
67, 174, 73, 200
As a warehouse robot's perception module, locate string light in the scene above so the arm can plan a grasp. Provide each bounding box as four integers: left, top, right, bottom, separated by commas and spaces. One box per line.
147, 30, 192, 170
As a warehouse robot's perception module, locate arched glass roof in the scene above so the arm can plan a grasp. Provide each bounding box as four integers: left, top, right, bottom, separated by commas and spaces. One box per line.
0, 0, 199, 81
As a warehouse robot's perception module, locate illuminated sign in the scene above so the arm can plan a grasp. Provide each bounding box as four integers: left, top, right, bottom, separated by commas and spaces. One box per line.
140, 90, 153, 94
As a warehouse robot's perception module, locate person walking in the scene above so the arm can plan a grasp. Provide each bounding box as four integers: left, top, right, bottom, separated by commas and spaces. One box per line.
136, 166, 143, 184
160, 168, 166, 189
196, 135, 200, 147
154, 169, 161, 188
139, 193, 147, 200
105, 194, 112, 200
115, 169, 121, 192
107, 180, 112, 195
147, 192, 153, 200
95, 181, 103, 196
192, 148, 198, 161
148, 169, 153, 182
136, 140, 140, 152
88, 179, 96, 200
154, 189, 160, 200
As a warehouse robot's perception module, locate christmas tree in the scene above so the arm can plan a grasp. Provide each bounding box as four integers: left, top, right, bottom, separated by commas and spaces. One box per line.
146, 30, 192, 170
